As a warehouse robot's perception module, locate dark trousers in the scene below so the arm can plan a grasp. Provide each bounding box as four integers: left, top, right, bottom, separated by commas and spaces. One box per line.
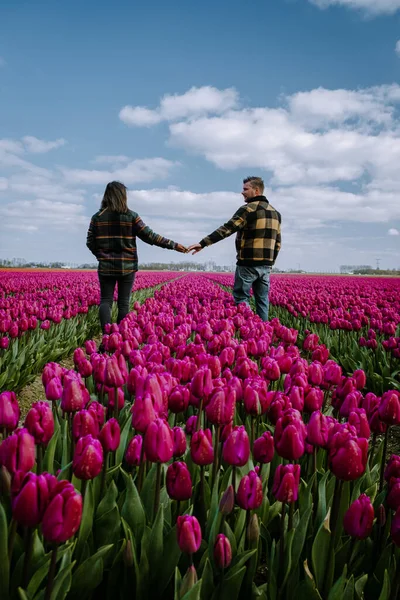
98, 272, 136, 332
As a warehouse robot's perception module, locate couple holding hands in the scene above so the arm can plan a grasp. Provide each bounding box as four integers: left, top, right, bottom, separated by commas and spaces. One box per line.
86, 177, 281, 331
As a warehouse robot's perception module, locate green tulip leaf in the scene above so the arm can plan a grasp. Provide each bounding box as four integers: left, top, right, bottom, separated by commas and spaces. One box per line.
69, 544, 113, 596
215, 565, 246, 600
115, 417, 131, 465
328, 565, 348, 600
355, 574, 368, 600
0, 503, 10, 600
50, 556, 76, 600
140, 464, 158, 522
291, 506, 313, 574
148, 505, 164, 574
311, 511, 333, 593
75, 480, 94, 561
181, 579, 203, 600
377, 570, 391, 600
342, 575, 355, 600
42, 427, 60, 475
200, 559, 214, 600
121, 473, 146, 543
157, 524, 182, 595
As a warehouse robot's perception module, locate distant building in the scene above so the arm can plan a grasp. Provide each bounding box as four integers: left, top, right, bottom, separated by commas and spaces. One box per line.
340, 265, 372, 274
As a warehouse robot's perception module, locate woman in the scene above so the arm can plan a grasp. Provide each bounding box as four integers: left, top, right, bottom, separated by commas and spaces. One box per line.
86, 181, 186, 332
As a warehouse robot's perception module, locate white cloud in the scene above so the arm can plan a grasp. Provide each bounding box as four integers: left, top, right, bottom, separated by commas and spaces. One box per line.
388, 228, 399, 235
92, 155, 130, 165
63, 157, 179, 185
0, 199, 87, 230
396, 40, 400, 55
22, 136, 66, 154
309, 0, 400, 16
0, 177, 8, 191
119, 86, 239, 126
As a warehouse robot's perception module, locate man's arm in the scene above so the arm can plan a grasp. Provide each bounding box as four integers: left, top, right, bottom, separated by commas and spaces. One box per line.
86, 219, 98, 257
273, 219, 281, 264
201, 206, 248, 247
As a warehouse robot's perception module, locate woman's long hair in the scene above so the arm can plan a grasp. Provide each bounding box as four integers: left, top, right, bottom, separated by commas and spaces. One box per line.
101, 181, 128, 213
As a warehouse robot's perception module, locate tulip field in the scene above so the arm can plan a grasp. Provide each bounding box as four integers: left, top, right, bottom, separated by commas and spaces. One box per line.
0, 271, 400, 600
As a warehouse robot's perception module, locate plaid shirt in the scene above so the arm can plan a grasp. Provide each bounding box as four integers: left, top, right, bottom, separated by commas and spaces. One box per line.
86, 208, 177, 275
199, 196, 281, 267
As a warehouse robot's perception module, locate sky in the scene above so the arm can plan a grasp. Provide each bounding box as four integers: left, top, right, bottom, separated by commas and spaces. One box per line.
1, 0, 400, 272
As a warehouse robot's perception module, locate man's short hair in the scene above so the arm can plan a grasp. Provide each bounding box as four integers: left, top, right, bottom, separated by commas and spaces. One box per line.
243, 176, 264, 193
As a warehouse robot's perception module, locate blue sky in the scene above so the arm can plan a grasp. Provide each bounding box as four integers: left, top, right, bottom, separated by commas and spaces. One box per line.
1, 0, 400, 270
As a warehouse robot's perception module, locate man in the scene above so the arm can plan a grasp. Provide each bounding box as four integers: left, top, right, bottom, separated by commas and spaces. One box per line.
188, 176, 281, 321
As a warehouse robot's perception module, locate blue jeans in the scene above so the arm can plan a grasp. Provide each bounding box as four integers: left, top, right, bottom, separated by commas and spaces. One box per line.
98, 272, 135, 332
233, 265, 271, 321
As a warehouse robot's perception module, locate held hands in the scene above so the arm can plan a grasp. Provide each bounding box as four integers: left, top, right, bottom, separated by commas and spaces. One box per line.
174, 243, 203, 255
175, 244, 188, 253
187, 244, 202, 255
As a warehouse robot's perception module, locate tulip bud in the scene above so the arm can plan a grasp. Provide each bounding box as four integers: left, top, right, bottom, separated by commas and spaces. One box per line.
131, 394, 157, 433
73, 348, 86, 366
42, 480, 83, 543
324, 362, 342, 386
247, 513, 260, 545
123, 539, 134, 568
304, 388, 324, 413
176, 515, 202, 554
125, 434, 144, 466
77, 359, 93, 379
329, 428, 368, 481
222, 425, 250, 467
0, 391, 20, 432
205, 387, 235, 426
185, 415, 198, 436
104, 357, 125, 388
190, 428, 214, 466
87, 401, 106, 427
61, 379, 89, 413
99, 418, 121, 453
0, 428, 35, 475
343, 494, 374, 539
272, 464, 301, 503
378, 390, 400, 425
274, 410, 306, 460
219, 485, 234, 515
353, 369, 367, 391
45, 377, 63, 402
387, 478, 400, 511
25, 401, 54, 446
180, 566, 198, 599
166, 461, 192, 501
384, 454, 400, 482
214, 534, 232, 569
72, 409, 99, 441
144, 418, 174, 463
307, 411, 329, 448
190, 367, 213, 401
85, 340, 97, 355
73, 434, 103, 480
236, 470, 263, 510
253, 431, 275, 463
348, 409, 370, 439
172, 426, 187, 457
12, 472, 55, 528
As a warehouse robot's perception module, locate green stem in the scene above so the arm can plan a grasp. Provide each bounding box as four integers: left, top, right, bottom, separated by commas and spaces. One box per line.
114, 386, 119, 419
379, 426, 390, 494
154, 462, 162, 520
99, 452, 108, 498
288, 501, 294, 532
44, 546, 58, 600
196, 398, 204, 432
81, 479, 88, 501
279, 503, 286, 585
8, 518, 17, 562
137, 438, 145, 493
232, 466, 237, 495
212, 425, 221, 487
22, 527, 34, 589
37, 445, 44, 475
322, 478, 343, 598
